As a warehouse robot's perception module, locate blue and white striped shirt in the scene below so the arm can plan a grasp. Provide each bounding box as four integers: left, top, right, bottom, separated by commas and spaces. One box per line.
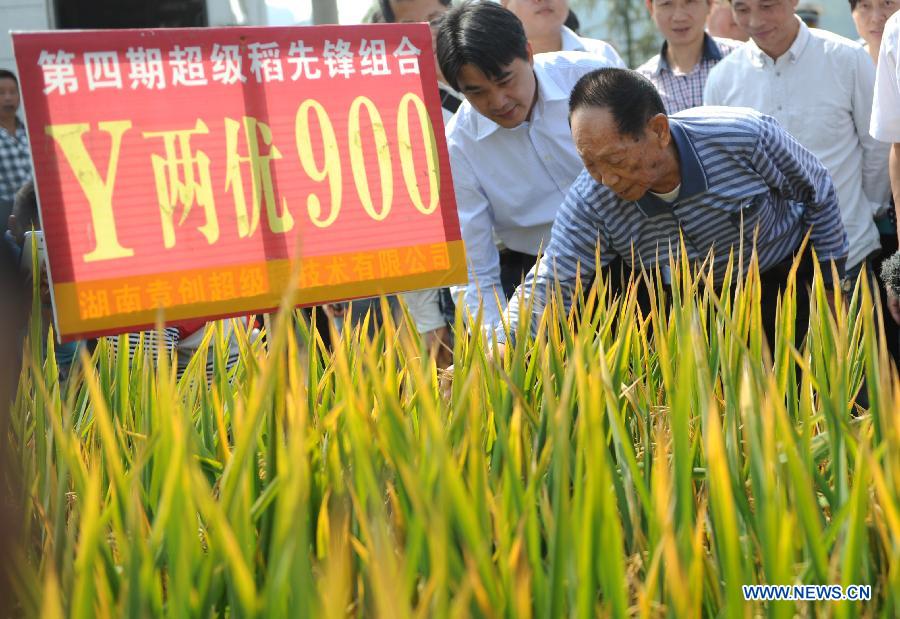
499, 106, 848, 342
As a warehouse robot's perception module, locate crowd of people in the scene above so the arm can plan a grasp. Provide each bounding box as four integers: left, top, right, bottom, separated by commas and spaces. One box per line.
3, 0, 900, 378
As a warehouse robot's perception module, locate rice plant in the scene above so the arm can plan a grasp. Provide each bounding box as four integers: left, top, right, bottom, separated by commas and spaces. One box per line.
3, 249, 898, 618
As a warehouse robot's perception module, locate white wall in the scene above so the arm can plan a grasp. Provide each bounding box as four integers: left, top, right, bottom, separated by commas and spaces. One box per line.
1, 0, 51, 76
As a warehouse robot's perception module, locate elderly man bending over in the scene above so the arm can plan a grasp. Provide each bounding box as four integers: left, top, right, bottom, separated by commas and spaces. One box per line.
498, 68, 848, 347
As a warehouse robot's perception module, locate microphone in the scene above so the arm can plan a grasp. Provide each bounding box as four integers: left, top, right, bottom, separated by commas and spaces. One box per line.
880, 251, 900, 297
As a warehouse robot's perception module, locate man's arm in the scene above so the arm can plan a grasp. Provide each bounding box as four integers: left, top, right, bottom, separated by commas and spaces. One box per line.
449, 147, 506, 330
498, 173, 612, 345
851, 47, 891, 207
750, 115, 849, 280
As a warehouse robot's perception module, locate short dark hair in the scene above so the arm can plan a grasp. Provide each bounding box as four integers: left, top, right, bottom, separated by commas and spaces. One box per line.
569, 68, 666, 139
378, 0, 452, 23
436, 2, 529, 92
848, 0, 859, 9
0, 69, 18, 88
12, 180, 39, 231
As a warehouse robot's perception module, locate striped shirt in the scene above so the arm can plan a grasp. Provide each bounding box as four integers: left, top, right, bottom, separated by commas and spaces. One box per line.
499, 107, 848, 342
636, 34, 742, 115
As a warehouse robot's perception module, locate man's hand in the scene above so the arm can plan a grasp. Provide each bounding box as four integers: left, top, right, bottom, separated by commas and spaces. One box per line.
422, 325, 452, 369
439, 340, 506, 400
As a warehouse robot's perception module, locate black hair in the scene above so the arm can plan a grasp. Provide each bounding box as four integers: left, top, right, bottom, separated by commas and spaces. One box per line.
436, 2, 529, 92
12, 180, 39, 231
0, 69, 18, 88
378, 0, 452, 23
564, 9, 580, 33
569, 68, 666, 139
848, 0, 858, 8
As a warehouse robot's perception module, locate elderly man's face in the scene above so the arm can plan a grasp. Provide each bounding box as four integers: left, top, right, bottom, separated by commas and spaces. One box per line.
571, 106, 674, 202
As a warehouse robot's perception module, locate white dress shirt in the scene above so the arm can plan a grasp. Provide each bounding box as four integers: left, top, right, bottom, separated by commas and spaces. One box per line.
704, 18, 890, 269
560, 26, 626, 68
446, 51, 611, 327
872, 12, 900, 143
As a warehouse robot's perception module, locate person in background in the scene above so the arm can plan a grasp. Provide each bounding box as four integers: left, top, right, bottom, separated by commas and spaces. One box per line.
501, 0, 626, 64
6, 181, 83, 379
636, 0, 742, 114
438, 2, 618, 330
0, 70, 32, 229
704, 0, 890, 294
852, 0, 898, 62
871, 12, 900, 326
707, 0, 750, 40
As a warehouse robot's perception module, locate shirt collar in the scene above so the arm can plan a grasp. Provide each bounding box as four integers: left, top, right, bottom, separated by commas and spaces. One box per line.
560, 26, 585, 52
747, 16, 810, 66
636, 118, 709, 215
0, 118, 24, 139
656, 33, 724, 74
474, 62, 562, 140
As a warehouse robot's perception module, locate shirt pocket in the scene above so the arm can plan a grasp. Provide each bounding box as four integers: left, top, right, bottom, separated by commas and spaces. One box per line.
790, 102, 850, 153
730, 192, 776, 243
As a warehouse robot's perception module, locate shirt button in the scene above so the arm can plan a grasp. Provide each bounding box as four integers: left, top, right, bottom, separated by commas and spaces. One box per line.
777, 105, 783, 111
776, 71, 781, 77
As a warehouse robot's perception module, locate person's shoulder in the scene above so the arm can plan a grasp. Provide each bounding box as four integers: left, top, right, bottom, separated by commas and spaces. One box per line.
535, 50, 610, 72
535, 51, 612, 89
577, 35, 622, 57
445, 102, 479, 147
712, 36, 745, 56
635, 53, 662, 76
672, 106, 771, 143
809, 27, 867, 58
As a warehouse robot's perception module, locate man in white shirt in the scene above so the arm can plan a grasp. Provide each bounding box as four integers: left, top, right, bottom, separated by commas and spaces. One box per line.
871, 11, 900, 321
502, 0, 626, 65
703, 0, 890, 282
437, 2, 616, 328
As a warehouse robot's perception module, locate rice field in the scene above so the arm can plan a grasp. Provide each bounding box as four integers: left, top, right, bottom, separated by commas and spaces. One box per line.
3, 251, 899, 617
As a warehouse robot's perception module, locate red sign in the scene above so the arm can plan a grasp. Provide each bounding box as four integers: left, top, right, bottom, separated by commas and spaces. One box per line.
12, 24, 466, 342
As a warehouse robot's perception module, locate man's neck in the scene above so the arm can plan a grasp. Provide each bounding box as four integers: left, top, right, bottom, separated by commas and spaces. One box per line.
651, 141, 682, 194
757, 19, 801, 62
530, 31, 564, 54
0, 115, 17, 134
525, 72, 540, 122
665, 36, 705, 74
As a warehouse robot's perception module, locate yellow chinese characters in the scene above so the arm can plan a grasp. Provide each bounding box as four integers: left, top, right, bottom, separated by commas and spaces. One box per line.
46, 92, 442, 264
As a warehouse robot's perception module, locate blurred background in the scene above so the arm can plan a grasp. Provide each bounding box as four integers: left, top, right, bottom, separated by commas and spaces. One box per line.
1, 0, 857, 73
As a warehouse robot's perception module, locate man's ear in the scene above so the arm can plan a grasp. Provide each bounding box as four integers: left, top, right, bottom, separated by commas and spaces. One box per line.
526, 41, 535, 66
7, 214, 16, 235
647, 113, 670, 145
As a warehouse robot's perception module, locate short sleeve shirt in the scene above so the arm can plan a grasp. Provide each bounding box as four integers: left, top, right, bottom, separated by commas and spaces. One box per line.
872, 11, 900, 142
